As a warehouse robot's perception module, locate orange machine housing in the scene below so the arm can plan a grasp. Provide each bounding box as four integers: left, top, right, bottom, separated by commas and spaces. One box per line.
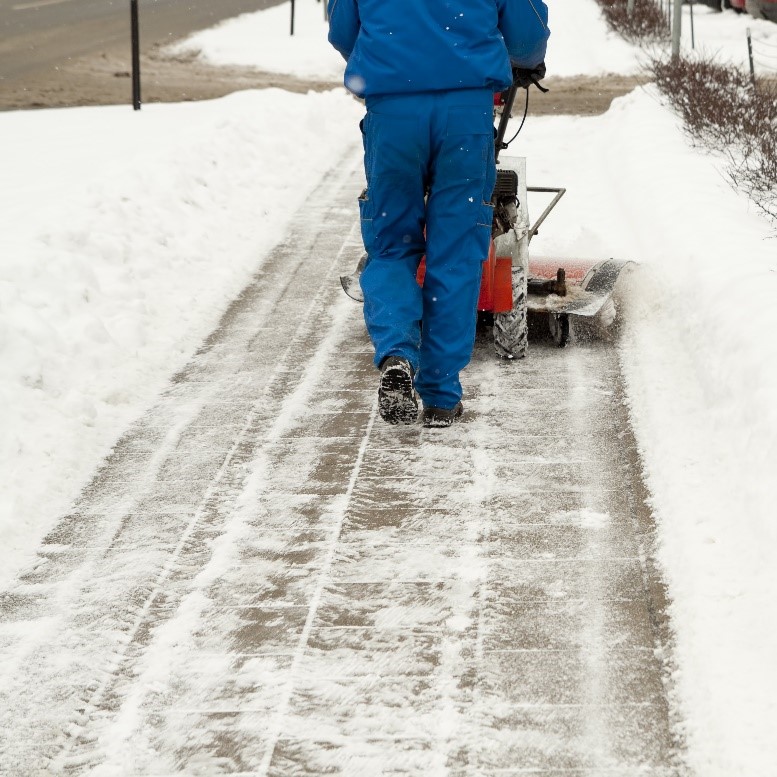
416, 244, 514, 314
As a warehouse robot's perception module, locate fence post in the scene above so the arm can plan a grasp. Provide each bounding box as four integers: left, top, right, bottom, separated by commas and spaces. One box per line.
746, 28, 755, 84
672, 0, 682, 59
130, 0, 141, 110
290, 0, 295, 35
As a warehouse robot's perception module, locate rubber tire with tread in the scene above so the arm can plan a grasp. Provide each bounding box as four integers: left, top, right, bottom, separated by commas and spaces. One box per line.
493, 264, 528, 360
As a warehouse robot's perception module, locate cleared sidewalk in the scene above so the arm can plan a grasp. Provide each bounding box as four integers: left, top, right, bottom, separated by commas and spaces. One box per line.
0, 152, 687, 776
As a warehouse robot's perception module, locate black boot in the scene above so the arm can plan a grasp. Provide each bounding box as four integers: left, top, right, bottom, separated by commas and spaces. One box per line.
378, 356, 418, 425
421, 402, 463, 429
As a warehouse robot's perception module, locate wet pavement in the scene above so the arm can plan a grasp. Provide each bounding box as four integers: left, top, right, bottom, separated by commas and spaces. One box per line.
0, 150, 688, 776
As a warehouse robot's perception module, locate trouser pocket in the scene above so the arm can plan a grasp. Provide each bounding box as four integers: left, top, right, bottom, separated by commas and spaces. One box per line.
358, 188, 374, 252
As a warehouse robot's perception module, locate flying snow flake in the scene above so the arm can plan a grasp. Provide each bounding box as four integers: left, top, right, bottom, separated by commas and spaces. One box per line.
345, 74, 366, 93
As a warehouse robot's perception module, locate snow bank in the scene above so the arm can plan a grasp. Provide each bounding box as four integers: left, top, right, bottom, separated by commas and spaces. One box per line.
167, 0, 345, 82
523, 86, 777, 777
0, 88, 362, 590
169, 0, 643, 80
675, 4, 777, 68
544, 0, 642, 75
547, 0, 777, 75
169, 0, 777, 81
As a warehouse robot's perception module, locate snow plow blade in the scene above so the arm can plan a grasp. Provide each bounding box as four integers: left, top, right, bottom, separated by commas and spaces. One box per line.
340, 255, 633, 318
527, 258, 634, 318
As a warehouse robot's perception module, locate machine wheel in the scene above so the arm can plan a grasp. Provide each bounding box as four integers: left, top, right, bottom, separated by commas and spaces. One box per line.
493, 264, 528, 359
549, 313, 570, 348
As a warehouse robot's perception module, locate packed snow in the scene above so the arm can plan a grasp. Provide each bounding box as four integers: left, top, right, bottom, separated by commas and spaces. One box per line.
2, 0, 776, 775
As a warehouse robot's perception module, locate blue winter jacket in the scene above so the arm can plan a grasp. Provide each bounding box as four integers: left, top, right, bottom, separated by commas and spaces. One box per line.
327, 0, 549, 98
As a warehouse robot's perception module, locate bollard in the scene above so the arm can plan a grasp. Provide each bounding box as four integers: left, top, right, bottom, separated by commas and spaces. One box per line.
131, 0, 141, 110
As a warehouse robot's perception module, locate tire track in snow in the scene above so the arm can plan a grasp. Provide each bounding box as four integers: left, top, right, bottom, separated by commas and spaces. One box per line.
86, 297, 375, 776
254, 407, 377, 776
0, 148, 367, 775
50, 284, 368, 772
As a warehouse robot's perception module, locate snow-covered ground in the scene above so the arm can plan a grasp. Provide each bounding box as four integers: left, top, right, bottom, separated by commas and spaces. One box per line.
525, 92, 777, 777
169, 0, 777, 78
171, 0, 644, 78
167, 0, 346, 82
0, 89, 361, 589
2, 0, 776, 775
676, 2, 777, 70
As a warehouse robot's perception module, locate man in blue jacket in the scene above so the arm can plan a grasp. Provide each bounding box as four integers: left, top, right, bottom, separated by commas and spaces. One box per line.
328, 0, 549, 428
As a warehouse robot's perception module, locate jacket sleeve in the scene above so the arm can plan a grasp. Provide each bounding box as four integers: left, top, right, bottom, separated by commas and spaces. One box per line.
327, 0, 360, 61
497, 0, 550, 69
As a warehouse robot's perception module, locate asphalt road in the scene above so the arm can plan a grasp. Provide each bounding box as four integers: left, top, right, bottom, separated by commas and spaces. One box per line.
0, 0, 282, 82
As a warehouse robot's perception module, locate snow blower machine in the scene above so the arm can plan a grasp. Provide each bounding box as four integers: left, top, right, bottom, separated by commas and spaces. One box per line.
340, 79, 631, 357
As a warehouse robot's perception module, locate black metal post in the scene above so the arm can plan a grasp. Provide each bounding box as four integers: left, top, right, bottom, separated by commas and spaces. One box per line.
747, 28, 756, 85
290, 0, 295, 35
690, 0, 695, 50
131, 0, 141, 110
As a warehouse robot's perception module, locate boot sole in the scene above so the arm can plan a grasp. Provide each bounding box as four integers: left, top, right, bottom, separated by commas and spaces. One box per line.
378, 368, 418, 425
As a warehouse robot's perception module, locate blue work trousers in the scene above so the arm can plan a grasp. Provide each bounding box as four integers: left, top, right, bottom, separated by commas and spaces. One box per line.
359, 89, 496, 410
